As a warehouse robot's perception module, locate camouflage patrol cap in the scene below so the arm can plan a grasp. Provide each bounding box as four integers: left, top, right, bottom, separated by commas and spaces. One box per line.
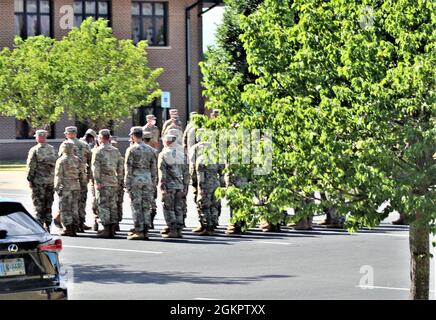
164, 134, 177, 142
64, 126, 78, 134
60, 140, 75, 153
85, 129, 97, 138
146, 114, 156, 120
34, 129, 48, 137
168, 128, 181, 136
143, 131, 153, 139
98, 129, 111, 139
129, 126, 143, 136
169, 109, 178, 114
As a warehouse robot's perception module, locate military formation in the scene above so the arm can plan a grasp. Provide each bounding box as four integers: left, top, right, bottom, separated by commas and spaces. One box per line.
28, 108, 389, 240
26, 108, 234, 240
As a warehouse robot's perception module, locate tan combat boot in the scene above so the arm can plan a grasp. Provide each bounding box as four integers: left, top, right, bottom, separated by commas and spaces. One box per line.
127, 231, 146, 240
96, 225, 112, 238
160, 226, 170, 234
192, 224, 205, 233
82, 223, 92, 231
198, 227, 213, 236
176, 228, 183, 238
162, 229, 178, 238
60, 225, 76, 237
226, 224, 242, 235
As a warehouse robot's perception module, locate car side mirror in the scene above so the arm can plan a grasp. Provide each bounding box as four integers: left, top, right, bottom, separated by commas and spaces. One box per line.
0, 230, 7, 239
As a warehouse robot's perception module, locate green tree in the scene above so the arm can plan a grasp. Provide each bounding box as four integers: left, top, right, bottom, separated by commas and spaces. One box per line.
0, 36, 64, 129
55, 18, 162, 129
202, 0, 435, 299
200, 0, 263, 122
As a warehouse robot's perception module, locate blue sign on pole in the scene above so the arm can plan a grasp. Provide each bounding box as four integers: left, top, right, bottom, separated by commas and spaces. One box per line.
161, 91, 171, 109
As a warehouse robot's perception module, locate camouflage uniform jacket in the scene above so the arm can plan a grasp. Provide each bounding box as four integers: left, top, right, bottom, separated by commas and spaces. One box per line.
54, 154, 87, 192
158, 144, 189, 191
124, 142, 157, 189
162, 119, 183, 135
92, 144, 124, 187
142, 123, 160, 148
59, 138, 92, 179
26, 143, 57, 185
196, 155, 225, 190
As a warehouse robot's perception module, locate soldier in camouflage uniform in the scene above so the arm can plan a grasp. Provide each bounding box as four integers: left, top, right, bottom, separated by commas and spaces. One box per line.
81, 129, 101, 231
163, 115, 184, 136
60, 126, 92, 232
26, 130, 57, 232
166, 127, 183, 145
125, 127, 157, 240
158, 134, 189, 238
91, 129, 124, 238
143, 131, 159, 229
224, 165, 248, 235
55, 141, 87, 236
142, 114, 161, 150
162, 109, 183, 135
80, 128, 97, 149
110, 137, 125, 231
189, 129, 209, 233
183, 112, 198, 152
195, 143, 225, 236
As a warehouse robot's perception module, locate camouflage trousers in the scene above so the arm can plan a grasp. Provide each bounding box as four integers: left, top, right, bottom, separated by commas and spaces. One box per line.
128, 185, 153, 232
78, 182, 89, 224
96, 186, 119, 226
31, 184, 54, 225
117, 186, 124, 222
151, 187, 157, 222
59, 190, 80, 227
162, 189, 185, 229
91, 180, 98, 220
197, 188, 220, 227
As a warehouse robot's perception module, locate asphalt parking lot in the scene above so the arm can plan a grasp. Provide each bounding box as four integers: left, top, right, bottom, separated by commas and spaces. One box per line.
1, 171, 434, 300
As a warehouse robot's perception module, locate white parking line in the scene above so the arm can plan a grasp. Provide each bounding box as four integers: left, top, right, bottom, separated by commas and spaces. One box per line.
255, 241, 292, 245
356, 285, 435, 292
63, 245, 162, 255
354, 233, 408, 238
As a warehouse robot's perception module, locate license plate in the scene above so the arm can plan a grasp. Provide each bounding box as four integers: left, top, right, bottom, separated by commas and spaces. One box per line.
0, 258, 26, 277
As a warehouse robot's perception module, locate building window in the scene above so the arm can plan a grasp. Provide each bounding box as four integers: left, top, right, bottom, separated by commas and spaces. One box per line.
16, 119, 55, 139
14, 0, 52, 39
132, 1, 168, 46
74, 1, 111, 27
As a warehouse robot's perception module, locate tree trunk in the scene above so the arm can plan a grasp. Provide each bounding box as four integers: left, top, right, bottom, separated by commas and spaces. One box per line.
409, 211, 430, 300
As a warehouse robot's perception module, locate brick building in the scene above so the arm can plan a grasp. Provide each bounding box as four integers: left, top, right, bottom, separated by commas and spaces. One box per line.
0, 0, 223, 160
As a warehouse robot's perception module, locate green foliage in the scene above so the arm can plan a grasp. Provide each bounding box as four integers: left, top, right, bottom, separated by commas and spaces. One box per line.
0, 36, 63, 129
201, 0, 436, 230
0, 18, 162, 130
55, 18, 162, 129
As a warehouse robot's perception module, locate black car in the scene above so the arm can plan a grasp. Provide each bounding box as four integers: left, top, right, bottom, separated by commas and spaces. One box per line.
0, 199, 67, 300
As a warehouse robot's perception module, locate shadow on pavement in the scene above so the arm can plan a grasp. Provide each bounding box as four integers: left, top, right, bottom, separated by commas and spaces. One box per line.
68, 263, 295, 285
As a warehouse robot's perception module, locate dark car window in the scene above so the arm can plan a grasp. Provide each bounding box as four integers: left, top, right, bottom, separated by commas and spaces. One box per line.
0, 211, 45, 236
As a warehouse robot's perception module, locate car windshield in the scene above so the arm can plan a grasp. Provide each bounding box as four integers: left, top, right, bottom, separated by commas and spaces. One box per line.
0, 211, 45, 236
